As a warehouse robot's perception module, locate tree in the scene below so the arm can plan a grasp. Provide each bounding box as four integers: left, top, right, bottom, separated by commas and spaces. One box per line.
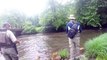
39, 0, 71, 30
75, 0, 107, 28
0, 11, 26, 28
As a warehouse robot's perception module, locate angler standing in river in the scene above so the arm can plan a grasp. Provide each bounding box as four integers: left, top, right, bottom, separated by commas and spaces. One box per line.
66, 15, 82, 60
0, 22, 20, 60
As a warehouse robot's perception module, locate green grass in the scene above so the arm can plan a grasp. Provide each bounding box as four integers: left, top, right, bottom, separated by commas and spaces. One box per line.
58, 49, 69, 59
84, 33, 107, 60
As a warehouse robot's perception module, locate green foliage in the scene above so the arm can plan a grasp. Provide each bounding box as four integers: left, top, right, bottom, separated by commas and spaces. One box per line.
77, 0, 107, 27
22, 21, 36, 33
1, 0, 107, 33
85, 33, 107, 60
39, 10, 54, 26
22, 21, 44, 33
52, 5, 68, 30
0, 11, 26, 28
39, 0, 69, 30
58, 49, 69, 59
0, 11, 41, 33
35, 26, 45, 32
75, 0, 107, 27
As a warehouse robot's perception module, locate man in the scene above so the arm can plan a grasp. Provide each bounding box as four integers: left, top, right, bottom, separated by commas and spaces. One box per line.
66, 15, 82, 60
0, 22, 20, 60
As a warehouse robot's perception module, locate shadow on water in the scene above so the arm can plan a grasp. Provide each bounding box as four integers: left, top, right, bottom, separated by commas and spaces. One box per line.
17, 28, 107, 60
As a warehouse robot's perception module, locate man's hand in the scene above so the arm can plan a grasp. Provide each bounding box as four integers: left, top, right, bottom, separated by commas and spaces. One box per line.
14, 40, 20, 45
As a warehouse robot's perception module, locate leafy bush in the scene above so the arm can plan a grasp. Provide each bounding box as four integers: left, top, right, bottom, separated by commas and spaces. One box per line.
85, 33, 107, 60
22, 21, 36, 33
75, 0, 102, 27
39, 2, 69, 30
58, 49, 69, 59
35, 26, 45, 32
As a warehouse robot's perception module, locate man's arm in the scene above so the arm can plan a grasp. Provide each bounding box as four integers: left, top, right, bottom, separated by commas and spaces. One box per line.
7, 30, 20, 44
77, 22, 82, 33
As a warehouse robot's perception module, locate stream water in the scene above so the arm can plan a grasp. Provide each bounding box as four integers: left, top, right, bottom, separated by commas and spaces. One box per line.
17, 29, 107, 60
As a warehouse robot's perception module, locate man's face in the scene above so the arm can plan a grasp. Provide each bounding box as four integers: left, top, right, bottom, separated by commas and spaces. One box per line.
3, 24, 11, 29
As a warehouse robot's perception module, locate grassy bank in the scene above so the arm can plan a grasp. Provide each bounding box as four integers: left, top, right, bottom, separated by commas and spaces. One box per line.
85, 33, 107, 60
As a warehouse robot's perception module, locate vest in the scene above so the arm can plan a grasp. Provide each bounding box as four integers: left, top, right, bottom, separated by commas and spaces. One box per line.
0, 30, 15, 47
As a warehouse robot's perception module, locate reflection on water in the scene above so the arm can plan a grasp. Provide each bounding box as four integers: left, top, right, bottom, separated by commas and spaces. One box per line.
17, 29, 107, 60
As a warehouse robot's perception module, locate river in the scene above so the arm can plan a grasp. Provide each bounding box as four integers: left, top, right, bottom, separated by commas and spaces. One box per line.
17, 29, 107, 60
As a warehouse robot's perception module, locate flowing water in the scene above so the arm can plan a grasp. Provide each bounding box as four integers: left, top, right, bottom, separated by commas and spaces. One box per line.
17, 29, 107, 60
